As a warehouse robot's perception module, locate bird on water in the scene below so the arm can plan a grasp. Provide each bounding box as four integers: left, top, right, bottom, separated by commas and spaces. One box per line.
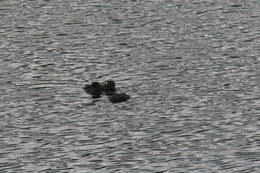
108, 93, 131, 103
83, 80, 130, 103
83, 81, 103, 97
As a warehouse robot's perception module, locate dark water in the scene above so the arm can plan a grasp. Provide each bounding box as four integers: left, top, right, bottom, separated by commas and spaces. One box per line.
0, 0, 259, 172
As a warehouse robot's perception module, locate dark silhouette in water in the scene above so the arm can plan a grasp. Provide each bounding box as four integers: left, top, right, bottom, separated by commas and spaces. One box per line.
83, 81, 103, 98
108, 93, 131, 103
83, 80, 130, 103
101, 80, 116, 96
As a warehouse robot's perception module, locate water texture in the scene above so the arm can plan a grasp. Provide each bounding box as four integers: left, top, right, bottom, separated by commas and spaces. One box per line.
0, 0, 259, 172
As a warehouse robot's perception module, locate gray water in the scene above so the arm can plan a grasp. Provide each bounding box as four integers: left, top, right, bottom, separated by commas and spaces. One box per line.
0, 0, 259, 172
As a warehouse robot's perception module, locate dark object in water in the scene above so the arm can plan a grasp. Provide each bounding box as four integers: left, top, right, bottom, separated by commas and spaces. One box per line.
83, 82, 103, 97
101, 80, 116, 96
108, 93, 131, 103
83, 80, 131, 103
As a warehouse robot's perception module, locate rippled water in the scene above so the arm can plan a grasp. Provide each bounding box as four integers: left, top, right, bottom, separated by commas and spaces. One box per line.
0, 0, 259, 172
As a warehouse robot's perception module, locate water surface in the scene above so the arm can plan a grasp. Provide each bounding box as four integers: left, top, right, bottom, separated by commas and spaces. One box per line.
0, 0, 259, 172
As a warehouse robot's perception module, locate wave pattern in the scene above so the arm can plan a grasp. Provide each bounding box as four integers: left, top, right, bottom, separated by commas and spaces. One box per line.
0, 0, 259, 172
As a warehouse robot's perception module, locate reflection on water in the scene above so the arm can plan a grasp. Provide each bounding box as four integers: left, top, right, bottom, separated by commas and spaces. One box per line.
0, 0, 259, 172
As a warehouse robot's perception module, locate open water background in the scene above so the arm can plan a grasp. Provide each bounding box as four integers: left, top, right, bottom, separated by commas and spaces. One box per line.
0, 0, 259, 172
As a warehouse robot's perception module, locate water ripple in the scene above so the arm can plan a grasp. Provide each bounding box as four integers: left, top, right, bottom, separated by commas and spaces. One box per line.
0, 0, 259, 172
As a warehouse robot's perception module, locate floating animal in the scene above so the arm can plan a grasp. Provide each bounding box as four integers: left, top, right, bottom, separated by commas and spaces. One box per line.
108, 93, 131, 103
83, 81, 103, 97
83, 80, 130, 103
101, 80, 117, 96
